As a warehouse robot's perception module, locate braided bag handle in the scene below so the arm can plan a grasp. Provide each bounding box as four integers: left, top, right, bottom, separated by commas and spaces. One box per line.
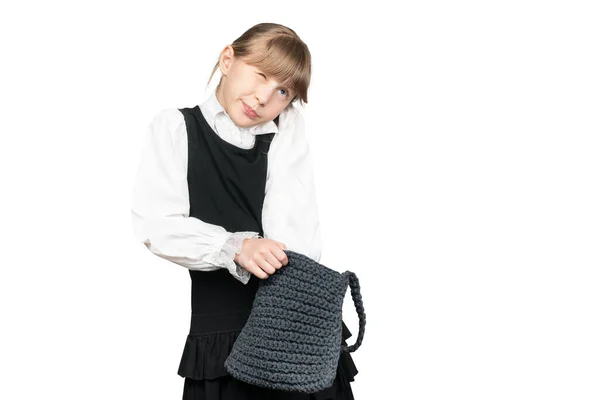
340, 271, 366, 353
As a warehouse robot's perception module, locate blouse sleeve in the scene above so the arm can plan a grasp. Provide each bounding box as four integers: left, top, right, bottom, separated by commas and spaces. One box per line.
262, 106, 323, 262
131, 108, 256, 284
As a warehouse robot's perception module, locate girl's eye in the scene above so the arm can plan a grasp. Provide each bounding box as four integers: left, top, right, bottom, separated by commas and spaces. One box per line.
256, 71, 289, 98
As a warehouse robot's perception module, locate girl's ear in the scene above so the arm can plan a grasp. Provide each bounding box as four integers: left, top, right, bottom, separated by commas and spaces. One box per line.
219, 45, 235, 76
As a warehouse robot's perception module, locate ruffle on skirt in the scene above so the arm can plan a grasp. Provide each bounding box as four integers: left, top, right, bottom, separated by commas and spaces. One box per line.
178, 330, 242, 380
179, 322, 359, 400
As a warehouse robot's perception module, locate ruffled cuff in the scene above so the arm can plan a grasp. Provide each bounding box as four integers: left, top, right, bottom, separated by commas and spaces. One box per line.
219, 232, 261, 284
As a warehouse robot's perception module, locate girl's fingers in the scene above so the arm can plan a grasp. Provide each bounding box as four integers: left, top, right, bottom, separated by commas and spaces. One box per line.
272, 242, 288, 265
273, 248, 288, 266
264, 251, 283, 270
254, 254, 276, 276
242, 240, 289, 278
246, 259, 269, 279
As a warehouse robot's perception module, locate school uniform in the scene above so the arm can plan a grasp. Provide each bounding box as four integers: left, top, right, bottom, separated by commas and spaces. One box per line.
131, 92, 358, 399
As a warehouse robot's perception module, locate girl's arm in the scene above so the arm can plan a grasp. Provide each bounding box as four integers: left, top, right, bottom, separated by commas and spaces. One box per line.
131, 108, 255, 284
262, 106, 323, 262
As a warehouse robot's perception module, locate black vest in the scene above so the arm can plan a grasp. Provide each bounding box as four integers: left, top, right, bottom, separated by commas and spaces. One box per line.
177, 106, 277, 334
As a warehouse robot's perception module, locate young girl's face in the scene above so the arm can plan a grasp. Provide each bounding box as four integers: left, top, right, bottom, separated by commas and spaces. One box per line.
216, 45, 295, 128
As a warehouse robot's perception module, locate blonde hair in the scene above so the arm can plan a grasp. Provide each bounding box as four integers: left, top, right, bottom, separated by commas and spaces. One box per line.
206, 23, 312, 106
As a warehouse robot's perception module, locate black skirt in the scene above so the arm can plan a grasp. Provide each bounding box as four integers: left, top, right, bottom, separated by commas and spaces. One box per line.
179, 322, 358, 400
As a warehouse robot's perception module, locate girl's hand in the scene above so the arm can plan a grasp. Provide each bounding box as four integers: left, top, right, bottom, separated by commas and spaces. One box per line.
234, 238, 288, 279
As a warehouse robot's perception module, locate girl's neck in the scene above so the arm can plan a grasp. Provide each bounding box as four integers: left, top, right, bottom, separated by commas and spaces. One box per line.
215, 86, 225, 109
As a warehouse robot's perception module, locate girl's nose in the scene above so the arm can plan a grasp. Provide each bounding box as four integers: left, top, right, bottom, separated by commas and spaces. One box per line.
255, 85, 275, 105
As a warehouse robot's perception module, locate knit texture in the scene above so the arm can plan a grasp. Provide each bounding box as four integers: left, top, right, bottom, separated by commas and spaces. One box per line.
224, 250, 366, 393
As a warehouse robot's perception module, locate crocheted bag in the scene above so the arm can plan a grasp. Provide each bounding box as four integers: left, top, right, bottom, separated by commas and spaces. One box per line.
224, 250, 366, 393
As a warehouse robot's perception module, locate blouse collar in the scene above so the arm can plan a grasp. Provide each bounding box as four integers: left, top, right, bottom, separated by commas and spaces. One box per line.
200, 91, 279, 136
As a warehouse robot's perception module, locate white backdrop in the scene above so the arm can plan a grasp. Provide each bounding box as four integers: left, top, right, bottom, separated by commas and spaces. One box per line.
1, 1, 599, 399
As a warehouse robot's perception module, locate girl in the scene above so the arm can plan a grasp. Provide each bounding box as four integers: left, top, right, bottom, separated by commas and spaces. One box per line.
131, 22, 358, 400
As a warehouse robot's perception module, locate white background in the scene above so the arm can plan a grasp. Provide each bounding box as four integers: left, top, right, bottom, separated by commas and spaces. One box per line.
1, 1, 599, 399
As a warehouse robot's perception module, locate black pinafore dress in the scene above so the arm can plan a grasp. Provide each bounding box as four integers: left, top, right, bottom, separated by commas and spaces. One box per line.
176, 106, 358, 400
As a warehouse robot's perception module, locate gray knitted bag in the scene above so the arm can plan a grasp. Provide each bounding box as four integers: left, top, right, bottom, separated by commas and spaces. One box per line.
224, 250, 366, 393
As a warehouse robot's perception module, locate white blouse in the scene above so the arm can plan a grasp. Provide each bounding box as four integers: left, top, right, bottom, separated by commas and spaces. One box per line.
131, 92, 323, 284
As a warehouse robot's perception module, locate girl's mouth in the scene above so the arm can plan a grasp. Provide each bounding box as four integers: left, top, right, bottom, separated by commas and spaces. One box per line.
242, 102, 259, 118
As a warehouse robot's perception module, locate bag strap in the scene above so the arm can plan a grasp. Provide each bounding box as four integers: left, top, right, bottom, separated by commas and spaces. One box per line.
340, 271, 366, 353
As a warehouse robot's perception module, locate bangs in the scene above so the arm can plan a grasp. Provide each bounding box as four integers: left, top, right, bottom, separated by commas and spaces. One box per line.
242, 35, 311, 102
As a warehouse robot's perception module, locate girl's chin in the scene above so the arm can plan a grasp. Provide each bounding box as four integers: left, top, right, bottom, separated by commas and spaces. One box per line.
238, 112, 261, 126
231, 114, 259, 128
